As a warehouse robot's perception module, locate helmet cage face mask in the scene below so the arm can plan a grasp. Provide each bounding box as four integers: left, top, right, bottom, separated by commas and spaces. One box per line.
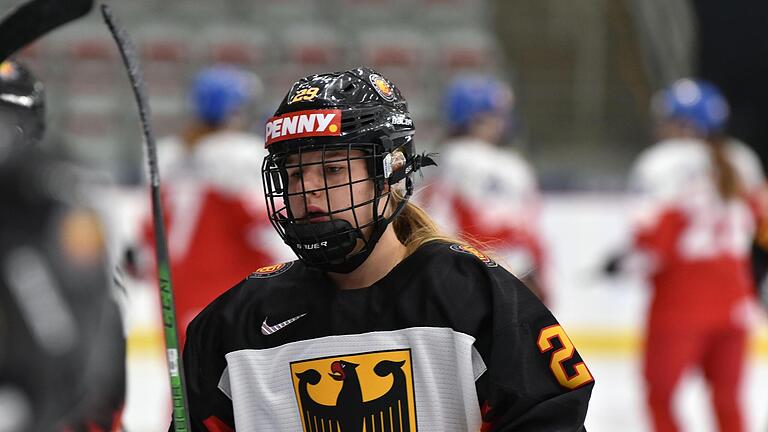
262, 138, 414, 273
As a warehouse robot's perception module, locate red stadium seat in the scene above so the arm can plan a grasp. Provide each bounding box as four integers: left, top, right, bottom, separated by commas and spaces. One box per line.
201, 26, 270, 68
280, 24, 344, 68
357, 28, 430, 69
134, 23, 193, 97
418, 0, 483, 25
45, 24, 119, 96
435, 29, 499, 75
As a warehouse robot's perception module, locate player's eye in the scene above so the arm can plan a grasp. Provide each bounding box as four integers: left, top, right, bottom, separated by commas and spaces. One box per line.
325, 165, 344, 175
288, 169, 302, 179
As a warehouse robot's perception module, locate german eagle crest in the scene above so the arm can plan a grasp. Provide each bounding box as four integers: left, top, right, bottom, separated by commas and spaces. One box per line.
290, 349, 417, 431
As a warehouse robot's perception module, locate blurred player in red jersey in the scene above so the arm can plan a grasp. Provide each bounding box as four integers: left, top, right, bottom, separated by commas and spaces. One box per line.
138, 65, 291, 345
612, 79, 765, 432
419, 74, 547, 301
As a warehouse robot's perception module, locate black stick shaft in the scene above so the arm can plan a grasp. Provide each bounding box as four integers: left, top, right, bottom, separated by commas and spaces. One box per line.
100, 4, 190, 430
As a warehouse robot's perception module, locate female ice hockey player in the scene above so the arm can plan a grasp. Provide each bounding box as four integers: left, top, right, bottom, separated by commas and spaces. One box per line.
180, 67, 594, 431
628, 79, 764, 432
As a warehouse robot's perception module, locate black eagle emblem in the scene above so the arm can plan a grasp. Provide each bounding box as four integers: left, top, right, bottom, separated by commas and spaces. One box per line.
295, 359, 412, 432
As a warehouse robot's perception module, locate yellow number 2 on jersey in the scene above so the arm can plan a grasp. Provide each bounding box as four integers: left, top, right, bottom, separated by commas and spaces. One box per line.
537, 324, 594, 390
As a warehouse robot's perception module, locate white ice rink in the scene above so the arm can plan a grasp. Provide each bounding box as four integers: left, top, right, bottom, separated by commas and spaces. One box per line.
114, 192, 768, 431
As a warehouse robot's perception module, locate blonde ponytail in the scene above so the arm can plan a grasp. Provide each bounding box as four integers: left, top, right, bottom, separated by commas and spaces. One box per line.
707, 135, 742, 200
390, 193, 461, 256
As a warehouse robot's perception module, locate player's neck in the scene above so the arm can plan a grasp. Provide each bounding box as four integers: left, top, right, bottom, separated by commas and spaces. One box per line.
327, 227, 406, 290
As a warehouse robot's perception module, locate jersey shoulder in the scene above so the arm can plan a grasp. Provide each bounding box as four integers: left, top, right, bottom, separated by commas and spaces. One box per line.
630, 139, 711, 201
412, 240, 521, 287
440, 139, 537, 190
412, 241, 548, 322
438, 241, 502, 268
237, 259, 314, 300
192, 259, 309, 323
633, 138, 709, 178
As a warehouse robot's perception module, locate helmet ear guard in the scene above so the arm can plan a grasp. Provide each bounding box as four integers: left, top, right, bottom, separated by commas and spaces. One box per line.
382, 148, 437, 189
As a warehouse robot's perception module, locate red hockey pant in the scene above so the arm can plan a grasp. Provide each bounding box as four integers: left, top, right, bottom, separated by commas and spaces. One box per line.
644, 325, 746, 432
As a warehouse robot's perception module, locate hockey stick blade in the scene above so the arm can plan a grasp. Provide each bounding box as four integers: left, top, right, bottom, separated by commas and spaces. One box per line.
0, 0, 94, 62
101, 4, 191, 431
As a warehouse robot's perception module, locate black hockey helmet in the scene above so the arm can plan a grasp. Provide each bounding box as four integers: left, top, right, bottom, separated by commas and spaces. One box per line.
0, 58, 45, 149
262, 67, 434, 273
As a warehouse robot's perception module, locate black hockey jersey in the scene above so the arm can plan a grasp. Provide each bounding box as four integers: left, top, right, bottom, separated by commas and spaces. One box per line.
0, 150, 125, 431
181, 241, 594, 431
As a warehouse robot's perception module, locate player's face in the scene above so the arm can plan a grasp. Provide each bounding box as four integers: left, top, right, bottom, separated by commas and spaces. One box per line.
285, 148, 377, 232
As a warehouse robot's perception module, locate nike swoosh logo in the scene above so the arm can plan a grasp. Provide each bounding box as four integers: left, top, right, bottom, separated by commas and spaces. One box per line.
261, 313, 307, 335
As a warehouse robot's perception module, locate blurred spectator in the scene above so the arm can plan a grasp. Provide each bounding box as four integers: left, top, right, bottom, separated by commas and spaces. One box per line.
0, 58, 125, 431
418, 74, 548, 301
611, 78, 765, 432
135, 65, 292, 346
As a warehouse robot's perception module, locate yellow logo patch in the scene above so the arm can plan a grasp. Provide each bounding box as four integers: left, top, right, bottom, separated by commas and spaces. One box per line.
449, 243, 498, 268
248, 262, 293, 279
0, 61, 18, 79
369, 73, 395, 102
291, 349, 417, 431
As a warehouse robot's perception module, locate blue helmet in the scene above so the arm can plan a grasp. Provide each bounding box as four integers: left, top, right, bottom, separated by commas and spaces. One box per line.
652, 78, 729, 135
191, 65, 257, 126
444, 74, 514, 130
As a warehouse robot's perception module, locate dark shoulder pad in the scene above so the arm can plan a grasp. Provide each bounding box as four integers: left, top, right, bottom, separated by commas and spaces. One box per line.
192, 261, 303, 324
418, 241, 501, 270
425, 241, 526, 290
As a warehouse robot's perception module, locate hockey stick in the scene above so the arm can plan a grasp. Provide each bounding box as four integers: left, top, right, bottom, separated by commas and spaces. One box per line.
0, 0, 93, 62
100, 4, 190, 431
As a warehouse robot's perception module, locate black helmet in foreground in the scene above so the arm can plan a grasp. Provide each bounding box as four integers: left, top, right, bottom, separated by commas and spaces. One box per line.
262, 67, 435, 273
0, 58, 45, 149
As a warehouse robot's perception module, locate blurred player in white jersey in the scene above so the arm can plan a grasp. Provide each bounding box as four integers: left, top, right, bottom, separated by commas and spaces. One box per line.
615, 79, 766, 432
419, 74, 547, 301
137, 65, 291, 345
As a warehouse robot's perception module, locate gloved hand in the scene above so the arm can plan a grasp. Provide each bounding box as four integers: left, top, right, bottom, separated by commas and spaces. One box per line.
601, 252, 626, 277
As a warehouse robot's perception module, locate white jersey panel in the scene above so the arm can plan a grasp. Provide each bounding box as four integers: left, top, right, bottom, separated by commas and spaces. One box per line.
630, 138, 714, 208
157, 131, 265, 191
631, 138, 765, 206
436, 138, 539, 229
629, 139, 716, 231
629, 138, 757, 260
192, 131, 267, 196
219, 327, 485, 431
